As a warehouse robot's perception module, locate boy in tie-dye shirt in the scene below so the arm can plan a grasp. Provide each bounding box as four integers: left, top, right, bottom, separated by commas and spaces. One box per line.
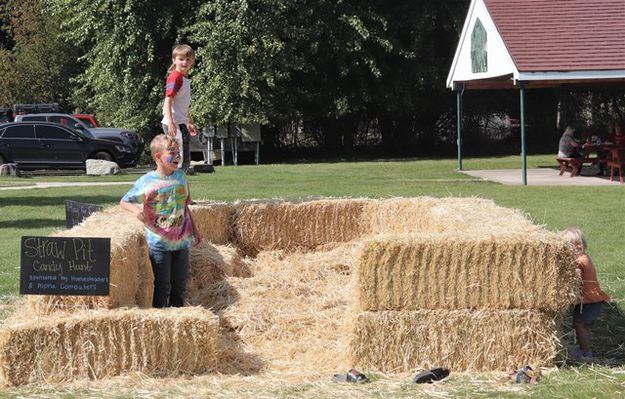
120, 134, 201, 307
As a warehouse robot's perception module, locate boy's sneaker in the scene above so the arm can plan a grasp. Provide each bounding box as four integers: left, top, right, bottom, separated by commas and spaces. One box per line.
571, 348, 593, 359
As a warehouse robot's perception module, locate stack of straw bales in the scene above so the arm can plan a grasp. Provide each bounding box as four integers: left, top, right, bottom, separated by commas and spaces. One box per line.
349, 199, 578, 372
0, 307, 220, 386
28, 207, 153, 315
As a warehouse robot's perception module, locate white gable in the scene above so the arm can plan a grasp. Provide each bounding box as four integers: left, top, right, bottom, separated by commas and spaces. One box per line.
446, 0, 518, 89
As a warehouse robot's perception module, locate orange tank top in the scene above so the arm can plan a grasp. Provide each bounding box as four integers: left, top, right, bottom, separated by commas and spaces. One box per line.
577, 254, 610, 304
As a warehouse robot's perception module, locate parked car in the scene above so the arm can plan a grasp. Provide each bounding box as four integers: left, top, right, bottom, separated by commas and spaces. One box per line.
0, 121, 136, 169
0, 108, 12, 123
14, 113, 143, 158
14, 103, 59, 115
73, 114, 99, 128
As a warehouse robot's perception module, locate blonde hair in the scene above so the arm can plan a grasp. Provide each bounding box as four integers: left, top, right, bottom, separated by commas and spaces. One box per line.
561, 227, 587, 256
150, 134, 178, 158
167, 44, 195, 73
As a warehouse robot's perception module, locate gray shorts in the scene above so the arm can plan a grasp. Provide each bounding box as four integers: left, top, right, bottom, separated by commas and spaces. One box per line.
572, 302, 603, 325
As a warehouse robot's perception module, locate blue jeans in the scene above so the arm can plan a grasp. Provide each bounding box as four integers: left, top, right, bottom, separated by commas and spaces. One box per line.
161, 123, 191, 171
149, 247, 189, 308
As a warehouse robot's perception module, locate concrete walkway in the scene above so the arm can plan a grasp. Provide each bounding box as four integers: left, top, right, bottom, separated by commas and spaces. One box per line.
462, 166, 622, 186
0, 181, 133, 191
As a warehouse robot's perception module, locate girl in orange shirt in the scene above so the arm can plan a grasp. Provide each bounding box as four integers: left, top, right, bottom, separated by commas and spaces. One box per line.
561, 228, 610, 359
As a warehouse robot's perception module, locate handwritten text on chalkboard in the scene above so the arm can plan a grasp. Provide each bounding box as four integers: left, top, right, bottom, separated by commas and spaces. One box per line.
65, 200, 103, 229
20, 236, 110, 296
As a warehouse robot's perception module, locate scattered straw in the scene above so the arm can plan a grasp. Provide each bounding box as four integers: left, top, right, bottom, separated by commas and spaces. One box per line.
186, 243, 252, 298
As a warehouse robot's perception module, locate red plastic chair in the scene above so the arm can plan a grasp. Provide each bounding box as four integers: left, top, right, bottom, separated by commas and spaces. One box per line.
608, 148, 625, 183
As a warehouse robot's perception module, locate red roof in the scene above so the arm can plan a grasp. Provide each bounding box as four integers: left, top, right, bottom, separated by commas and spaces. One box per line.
484, 0, 625, 72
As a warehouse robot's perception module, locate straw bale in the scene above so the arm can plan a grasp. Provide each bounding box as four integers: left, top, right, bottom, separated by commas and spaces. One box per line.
350, 309, 560, 372
362, 197, 439, 235
189, 202, 233, 244
27, 207, 153, 315
186, 243, 252, 296
0, 307, 220, 386
425, 197, 538, 234
231, 199, 369, 254
363, 197, 539, 236
356, 232, 578, 312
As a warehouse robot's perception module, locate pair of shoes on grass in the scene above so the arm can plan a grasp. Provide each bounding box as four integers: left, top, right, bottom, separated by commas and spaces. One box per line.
572, 347, 593, 359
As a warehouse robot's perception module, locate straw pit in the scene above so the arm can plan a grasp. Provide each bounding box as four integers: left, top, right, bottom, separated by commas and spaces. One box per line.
1, 197, 579, 386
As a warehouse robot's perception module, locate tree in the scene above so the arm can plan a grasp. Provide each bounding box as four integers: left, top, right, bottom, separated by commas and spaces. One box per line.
0, 0, 81, 109
189, 0, 396, 152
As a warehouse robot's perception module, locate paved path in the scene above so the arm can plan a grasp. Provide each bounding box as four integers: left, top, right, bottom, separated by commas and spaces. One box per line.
0, 181, 133, 191
462, 167, 621, 186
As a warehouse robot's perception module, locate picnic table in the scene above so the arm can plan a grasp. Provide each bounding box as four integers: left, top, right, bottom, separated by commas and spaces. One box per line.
557, 142, 613, 177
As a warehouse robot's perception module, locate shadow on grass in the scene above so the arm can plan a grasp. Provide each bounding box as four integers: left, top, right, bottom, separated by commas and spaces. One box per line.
591, 302, 625, 363
0, 195, 121, 208
2, 219, 65, 229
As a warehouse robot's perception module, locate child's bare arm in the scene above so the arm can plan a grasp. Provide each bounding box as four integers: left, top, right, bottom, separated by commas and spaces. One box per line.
119, 199, 147, 224
164, 96, 176, 136
187, 112, 197, 136
186, 204, 202, 245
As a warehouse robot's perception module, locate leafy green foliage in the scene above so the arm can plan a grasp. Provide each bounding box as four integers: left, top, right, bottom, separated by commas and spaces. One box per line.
188, 0, 397, 125
0, 0, 81, 109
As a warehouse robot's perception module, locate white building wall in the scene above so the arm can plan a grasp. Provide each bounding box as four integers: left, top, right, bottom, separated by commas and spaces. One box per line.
446, 0, 518, 88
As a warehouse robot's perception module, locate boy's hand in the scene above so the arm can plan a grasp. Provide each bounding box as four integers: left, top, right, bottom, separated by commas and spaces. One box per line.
188, 123, 197, 136
136, 211, 147, 224
193, 231, 203, 246
167, 123, 177, 137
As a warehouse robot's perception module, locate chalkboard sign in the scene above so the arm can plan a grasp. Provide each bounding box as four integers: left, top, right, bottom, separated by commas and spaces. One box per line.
65, 200, 103, 229
20, 236, 110, 296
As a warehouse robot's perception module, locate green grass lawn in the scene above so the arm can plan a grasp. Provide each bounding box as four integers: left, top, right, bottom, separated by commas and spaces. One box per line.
1, 155, 624, 398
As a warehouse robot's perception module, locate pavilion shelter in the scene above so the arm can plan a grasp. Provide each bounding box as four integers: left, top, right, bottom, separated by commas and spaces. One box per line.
446, 0, 625, 185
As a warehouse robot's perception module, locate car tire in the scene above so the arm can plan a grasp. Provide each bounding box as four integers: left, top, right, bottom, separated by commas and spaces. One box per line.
91, 151, 113, 162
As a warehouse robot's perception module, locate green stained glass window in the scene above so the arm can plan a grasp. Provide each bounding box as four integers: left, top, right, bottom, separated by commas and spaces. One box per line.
471, 19, 487, 73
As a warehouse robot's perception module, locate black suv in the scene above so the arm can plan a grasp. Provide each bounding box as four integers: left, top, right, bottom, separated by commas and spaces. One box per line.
0, 122, 136, 169
14, 113, 144, 158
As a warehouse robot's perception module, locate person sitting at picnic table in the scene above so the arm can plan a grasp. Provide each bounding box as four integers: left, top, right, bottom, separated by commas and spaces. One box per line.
558, 126, 582, 158
583, 128, 608, 176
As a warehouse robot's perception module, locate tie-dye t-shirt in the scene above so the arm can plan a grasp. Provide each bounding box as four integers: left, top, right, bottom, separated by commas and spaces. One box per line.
122, 170, 194, 251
